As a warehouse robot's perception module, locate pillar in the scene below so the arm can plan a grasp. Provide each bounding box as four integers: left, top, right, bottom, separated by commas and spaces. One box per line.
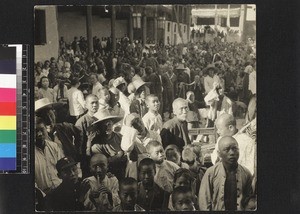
154, 12, 158, 44
129, 6, 134, 43
142, 12, 147, 46
239, 4, 246, 42
86, 6, 93, 55
227, 4, 231, 27
214, 4, 218, 29
187, 6, 191, 42
111, 6, 116, 52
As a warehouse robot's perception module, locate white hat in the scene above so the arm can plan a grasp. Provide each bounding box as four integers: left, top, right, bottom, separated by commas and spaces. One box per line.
113, 77, 127, 88
132, 79, 149, 91
91, 109, 123, 126
127, 82, 136, 94
176, 64, 185, 70
35, 98, 62, 112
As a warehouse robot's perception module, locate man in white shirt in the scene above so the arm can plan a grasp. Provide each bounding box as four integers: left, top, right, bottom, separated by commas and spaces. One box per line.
203, 66, 215, 94
90, 73, 103, 99
248, 67, 256, 96
67, 78, 86, 124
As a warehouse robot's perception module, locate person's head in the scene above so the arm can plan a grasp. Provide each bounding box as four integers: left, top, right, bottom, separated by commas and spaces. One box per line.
182, 147, 197, 170
35, 117, 48, 149
145, 94, 160, 113
118, 177, 138, 210
145, 66, 153, 76
56, 157, 79, 184
85, 94, 99, 115
125, 113, 147, 136
172, 98, 189, 121
215, 113, 237, 137
186, 91, 195, 103
40, 76, 49, 89
90, 154, 108, 181
138, 158, 156, 187
208, 68, 214, 77
90, 73, 98, 85
70, 77, 80, 88
173, 168, 194, 188
218, 136, 239, 166
135, 85, 147, 100
99, 88, 110, 103
172, 186, 195, 211
146, 140, 165, 164
165, 144, 181, 166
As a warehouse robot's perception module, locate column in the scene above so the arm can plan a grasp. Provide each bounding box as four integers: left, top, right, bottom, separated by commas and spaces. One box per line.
142, 11, 147, 46
86, 6, 93, 55
239, 4, 246, 42
111, 6, 116, 52
214, 4, 218, 29
227, 4, 231, 27
187, 6, 191, 42
129, 6, 134, 42
154, 12, 158, 44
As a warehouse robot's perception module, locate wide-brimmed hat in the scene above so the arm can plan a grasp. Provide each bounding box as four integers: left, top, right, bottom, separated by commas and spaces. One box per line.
56, 156, 77, 173
113, 77, 127, 88
35, 98, 63, 112
131, 79, 149, 91
91, 109, 123, 126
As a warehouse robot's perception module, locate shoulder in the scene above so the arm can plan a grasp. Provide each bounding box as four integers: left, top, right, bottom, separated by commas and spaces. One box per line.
238, 164, 252, 178
162, 118, 177, 129
165, 160, 180, 170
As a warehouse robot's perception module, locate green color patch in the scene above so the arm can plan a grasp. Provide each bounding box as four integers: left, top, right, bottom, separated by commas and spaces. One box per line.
0, 130, 16, 143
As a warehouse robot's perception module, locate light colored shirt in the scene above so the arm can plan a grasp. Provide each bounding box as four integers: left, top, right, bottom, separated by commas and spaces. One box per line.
35, 140, 64, 193
248, 70, 256, 95
92, 82, 103, 99
204, 76, 214, 94
142, 111, 163, 134
82, 175, 120, 211
38, 88, 55, 103
199, 162, 253, 211
67, 87, 85, 116
154, 160, 180, 193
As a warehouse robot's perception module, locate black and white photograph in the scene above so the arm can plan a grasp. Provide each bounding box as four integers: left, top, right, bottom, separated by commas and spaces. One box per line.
33, 4, 257, 212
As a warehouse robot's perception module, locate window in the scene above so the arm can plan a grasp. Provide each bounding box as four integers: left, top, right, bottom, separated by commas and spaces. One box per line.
184, 25, 186, 33
197, 18, 214, 25
174, 24, 176, 32
221, 18, 227, 27
34, 9, 46, 45
168, 22, 171, 32
230, 17, 240, 27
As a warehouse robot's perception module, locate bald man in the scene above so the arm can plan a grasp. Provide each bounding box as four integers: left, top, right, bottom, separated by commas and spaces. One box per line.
199, 136, 253, 211
80, 154, 120, 211
160, 98, 191, 151
211, 113, 256, 176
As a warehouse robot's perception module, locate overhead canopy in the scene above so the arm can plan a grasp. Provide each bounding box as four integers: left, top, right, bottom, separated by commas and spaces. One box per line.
192, 8, 241, 18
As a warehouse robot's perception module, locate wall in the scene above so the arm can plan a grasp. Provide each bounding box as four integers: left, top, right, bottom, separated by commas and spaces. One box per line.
34, 6, 59, 62
57, 11, 128, 43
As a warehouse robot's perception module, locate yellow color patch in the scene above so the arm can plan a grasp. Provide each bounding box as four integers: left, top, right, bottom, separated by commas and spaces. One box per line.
0, 116, 16, 130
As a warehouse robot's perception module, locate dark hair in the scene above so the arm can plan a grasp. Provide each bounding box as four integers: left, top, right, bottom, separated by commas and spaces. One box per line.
173, 168, 195, 185
70, 77, 80, 86
39, 76, 49, 88
172, 186, 193, 205
138, 158, 156, 173
119, 177, 137, 189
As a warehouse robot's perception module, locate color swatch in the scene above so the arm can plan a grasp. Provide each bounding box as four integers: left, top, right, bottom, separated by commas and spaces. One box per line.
0, 46, 17, 170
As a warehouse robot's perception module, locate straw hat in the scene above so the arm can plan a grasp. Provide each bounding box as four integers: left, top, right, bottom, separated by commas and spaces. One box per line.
35, 98, 63, 112
131, 79, 148, 91
113, 77, 127, 88
91, 109, 123, 126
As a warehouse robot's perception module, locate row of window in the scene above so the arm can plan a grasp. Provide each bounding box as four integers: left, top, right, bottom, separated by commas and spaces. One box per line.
197, 17, 240, 27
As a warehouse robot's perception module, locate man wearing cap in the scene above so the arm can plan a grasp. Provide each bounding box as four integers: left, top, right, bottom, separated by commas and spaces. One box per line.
160, 98, 191, 152
86, 109, 127, 181
75, 94, 99, 178
35, 117, 64, 195
199, 136, 253, 211
45, 157, 84, 211
129, 79, 149, 118
67, 77, 86, 124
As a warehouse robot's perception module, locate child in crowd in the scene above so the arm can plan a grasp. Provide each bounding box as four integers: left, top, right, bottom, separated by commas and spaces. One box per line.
112, 177, 145, 211
145, 140, 179, 193
165, 144, 189, 169
137, 158, 170, 211
142, 94, 163, 134
168, 168, 198, 210
81, 154, 120, 211
172, 186, 196, 211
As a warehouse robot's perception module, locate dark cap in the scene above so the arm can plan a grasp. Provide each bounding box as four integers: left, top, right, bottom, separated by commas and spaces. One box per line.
56, 157, 77, 173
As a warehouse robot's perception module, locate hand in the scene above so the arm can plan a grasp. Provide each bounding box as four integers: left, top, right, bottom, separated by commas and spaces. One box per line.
115, 150, 124, 158
86, 147, 91, 156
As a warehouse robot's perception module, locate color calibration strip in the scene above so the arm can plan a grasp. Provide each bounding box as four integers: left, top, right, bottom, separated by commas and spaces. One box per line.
0, 45, 17, 170
0, 44, 29, 173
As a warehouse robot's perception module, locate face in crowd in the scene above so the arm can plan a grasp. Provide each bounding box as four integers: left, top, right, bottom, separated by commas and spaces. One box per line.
173, 99, 189, 122
172, 187, 195, 211
148, 144, 165, 165
218, 136, 239, 166
215, 113, 237, 137
58, 164, 79, 184
146, 96, 160, 112
40, 77, 50, 89
119, 182, 138, 210
90, 154, 108, 181
35, 119, 48, 148
85, 95, 99, 115
138, 159, 156, 188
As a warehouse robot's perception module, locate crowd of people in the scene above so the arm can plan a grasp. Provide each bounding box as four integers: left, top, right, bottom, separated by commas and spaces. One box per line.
34, 33, 257, 211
